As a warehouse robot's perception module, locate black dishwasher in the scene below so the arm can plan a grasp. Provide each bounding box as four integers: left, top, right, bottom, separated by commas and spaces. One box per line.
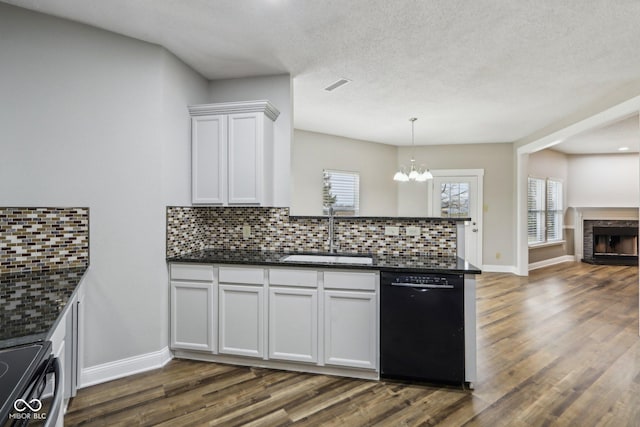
380, 271, 465, 384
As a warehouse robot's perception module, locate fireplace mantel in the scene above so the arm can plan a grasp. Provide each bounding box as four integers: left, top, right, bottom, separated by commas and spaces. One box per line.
573, 207, 639, 221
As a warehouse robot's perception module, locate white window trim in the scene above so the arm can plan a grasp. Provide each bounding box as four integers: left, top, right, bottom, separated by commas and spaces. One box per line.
529, 240, 566, 249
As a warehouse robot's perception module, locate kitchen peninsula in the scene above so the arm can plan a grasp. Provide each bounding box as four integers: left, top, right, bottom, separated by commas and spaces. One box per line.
166, 206, 481, 387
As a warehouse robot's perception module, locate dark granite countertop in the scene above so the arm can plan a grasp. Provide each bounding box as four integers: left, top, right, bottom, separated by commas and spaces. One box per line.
167, 249, 481, 275
0, 267, 88, 350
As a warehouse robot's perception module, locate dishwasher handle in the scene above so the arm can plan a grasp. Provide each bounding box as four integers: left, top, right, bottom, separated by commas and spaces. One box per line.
390, 282, 454, 289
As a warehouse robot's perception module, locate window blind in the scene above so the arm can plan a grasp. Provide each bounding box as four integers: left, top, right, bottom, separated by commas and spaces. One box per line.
323, 170, 360, 214
546, 179, 563, 242
528, 177, 563, 245
528, 177, 545, 244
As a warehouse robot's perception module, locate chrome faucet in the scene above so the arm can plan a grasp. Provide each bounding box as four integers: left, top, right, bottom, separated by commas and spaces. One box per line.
328, 206, 335, 253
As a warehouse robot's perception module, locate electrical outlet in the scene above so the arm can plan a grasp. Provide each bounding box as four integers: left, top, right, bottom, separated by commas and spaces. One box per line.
406, 226, 421, 236
385, 226, 400, 236
496, 252, 501, 259
242, 224, 251, 239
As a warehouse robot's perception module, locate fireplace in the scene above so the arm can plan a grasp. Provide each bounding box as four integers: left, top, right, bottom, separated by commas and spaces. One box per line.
583, 220, 639, 266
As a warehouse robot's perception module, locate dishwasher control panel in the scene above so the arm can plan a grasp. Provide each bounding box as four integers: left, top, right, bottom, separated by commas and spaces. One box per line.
393, 275, 452, 286
384, 273, 464, 288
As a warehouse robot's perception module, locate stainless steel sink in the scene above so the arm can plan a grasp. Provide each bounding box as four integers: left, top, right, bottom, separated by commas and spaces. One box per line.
280, 254, 373, 265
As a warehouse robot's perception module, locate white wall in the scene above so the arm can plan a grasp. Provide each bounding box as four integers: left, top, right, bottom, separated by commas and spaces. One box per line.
567, 153, 639, 207
528, 149, 569, 181
397, 143, 515, 267
291, 130, 398, 216
0, 3, 208, 368
208, 75, 292, 207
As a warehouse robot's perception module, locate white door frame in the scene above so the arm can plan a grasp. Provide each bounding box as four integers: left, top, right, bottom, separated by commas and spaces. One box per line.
427, 169, 484, 268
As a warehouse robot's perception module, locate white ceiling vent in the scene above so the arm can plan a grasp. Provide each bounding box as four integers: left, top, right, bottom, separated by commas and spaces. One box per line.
324, 78, 351, 92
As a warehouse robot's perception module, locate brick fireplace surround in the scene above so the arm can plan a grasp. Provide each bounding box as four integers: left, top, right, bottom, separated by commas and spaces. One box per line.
582, 219, 639, 265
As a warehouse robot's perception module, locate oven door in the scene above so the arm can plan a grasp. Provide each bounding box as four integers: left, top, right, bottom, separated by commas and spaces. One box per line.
3, 356, 62, 427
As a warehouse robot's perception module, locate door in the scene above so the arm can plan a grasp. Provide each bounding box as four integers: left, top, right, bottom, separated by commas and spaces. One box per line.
191, 115, 227, 204
429, 170, 484, 267
228, 112, 263, 204
323, 290, 377, 370
171, 282, 215, 352
218, 284, 265, 358
268, 287, 318, 363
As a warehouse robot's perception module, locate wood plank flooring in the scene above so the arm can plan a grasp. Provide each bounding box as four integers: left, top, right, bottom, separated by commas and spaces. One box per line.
65, 262, 640, 426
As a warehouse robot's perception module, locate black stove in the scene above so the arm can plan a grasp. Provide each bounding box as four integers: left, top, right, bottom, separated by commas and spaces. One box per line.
0, 341, 52, 423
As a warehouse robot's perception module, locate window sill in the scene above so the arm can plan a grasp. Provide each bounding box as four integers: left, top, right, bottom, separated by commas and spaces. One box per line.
529, 240, 566, 249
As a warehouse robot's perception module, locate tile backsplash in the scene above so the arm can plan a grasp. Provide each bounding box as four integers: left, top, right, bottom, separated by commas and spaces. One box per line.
166, 206, 457, 258
0, 207, 89, 274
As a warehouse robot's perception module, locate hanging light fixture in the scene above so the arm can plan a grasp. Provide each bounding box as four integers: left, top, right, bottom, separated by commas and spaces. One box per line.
393, 117, 433, 182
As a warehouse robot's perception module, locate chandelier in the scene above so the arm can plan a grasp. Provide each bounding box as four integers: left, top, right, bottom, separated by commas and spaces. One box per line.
393, 118, 432, 182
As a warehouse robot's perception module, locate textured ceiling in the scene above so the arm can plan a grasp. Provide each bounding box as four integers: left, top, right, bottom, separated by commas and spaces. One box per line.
5, 0, 640, 147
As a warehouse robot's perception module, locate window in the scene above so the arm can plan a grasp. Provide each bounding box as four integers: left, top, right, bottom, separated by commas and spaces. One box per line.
440, 182, 470, 218
323, 169, 360, 215
528, 177, 563, 245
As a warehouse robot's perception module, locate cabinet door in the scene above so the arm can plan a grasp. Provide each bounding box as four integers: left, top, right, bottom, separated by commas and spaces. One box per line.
268, 287, 318, 363
227, 112, 263, 204
324, 290, 377, 370
219, 284, 265, 358
192, 115, 227, 204
171, 282, 215, 352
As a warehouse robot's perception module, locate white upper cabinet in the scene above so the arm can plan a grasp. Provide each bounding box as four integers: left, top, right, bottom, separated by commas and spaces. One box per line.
189, 100, 279, 206
191, 115, 226, 204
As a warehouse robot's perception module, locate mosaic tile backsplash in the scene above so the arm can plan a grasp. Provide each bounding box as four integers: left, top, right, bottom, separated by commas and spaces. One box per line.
166, 206, 457, 258
0, 207, 89, 274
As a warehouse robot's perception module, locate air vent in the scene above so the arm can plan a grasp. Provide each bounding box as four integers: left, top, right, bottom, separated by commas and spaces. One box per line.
324, 78, 351, 92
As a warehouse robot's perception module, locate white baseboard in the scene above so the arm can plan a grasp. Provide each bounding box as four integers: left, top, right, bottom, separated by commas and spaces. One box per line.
80, 346, 173, 388
528, 255, 575, 271
482, 264, 518, 274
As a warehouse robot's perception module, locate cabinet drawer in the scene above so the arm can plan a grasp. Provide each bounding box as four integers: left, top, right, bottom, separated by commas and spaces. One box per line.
170, 263, 214, 282
269, 268, 318, 288
324, 271, 377, 291
219, 266, 265, 285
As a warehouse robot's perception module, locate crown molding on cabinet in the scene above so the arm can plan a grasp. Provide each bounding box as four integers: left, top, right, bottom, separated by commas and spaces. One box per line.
188, 100, 280, 121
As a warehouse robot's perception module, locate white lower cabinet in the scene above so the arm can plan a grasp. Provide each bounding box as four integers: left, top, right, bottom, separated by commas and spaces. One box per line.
170, 281, 215, 352
219, 284, 265, 358
170, 263, 216, 352
323, 290, 377, 370
169, 263, 379, 378
268, 287, 318, 363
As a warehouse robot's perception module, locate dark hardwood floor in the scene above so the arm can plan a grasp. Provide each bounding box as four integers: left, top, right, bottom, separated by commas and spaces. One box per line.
65, 262, 640, 426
